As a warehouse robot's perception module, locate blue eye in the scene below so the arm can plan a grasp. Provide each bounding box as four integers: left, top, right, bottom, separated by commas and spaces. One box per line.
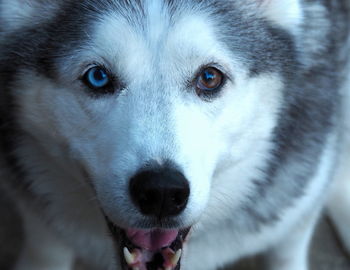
84, 67, 110, 89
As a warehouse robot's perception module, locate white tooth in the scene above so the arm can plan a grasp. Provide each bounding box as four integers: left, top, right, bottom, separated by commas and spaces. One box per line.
123, 247, 135, 265
171, 249, 182, 266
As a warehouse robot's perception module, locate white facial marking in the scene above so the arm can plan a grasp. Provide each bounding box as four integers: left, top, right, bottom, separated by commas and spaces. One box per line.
147, 0, 168, 44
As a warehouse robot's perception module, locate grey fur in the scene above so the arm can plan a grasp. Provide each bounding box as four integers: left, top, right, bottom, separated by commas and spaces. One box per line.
0, 1, 349, 270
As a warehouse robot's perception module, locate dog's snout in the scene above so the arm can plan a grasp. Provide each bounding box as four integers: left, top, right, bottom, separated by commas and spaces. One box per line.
129, 167, 190, 219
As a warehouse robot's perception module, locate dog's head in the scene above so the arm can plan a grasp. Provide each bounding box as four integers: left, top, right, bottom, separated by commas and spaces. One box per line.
0, 0, 304, 269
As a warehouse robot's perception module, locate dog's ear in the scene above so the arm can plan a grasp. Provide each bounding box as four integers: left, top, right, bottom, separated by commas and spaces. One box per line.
0, 0, 60, 30
255, 0, 303, 33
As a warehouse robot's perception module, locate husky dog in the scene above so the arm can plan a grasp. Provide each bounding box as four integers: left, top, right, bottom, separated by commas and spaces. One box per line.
0, 1, 349, 270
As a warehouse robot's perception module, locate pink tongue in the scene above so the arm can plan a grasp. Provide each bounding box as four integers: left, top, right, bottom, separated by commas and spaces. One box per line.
126, 228, 179, 251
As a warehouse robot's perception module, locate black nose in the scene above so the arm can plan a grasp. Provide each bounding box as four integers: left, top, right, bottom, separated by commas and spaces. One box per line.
129, 167, 190, 219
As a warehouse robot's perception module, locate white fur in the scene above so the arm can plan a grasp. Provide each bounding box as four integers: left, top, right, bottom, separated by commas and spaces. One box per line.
259, 0, 304, 35
327, 148, 350, 253
3, 1, 347, 270
327, 41, 350, 254
183, 133, 338, 270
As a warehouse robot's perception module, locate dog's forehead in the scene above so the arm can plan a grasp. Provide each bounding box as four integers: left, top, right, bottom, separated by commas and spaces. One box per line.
89, 1, 224, 80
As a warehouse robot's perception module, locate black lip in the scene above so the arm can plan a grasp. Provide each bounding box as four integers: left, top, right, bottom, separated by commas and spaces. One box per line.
104, 216, 191, 270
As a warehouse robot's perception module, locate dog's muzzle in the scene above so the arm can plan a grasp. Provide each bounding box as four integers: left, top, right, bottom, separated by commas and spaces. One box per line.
106, 166, 192, 270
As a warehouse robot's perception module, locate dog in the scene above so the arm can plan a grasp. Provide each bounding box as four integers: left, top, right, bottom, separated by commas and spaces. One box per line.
0, 1, 349, 270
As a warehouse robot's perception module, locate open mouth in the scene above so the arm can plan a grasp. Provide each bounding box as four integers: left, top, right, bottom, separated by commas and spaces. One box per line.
107, 220, 191, 270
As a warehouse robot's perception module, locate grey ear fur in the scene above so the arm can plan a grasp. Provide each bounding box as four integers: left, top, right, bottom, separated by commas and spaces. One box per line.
0, 0, 60, 31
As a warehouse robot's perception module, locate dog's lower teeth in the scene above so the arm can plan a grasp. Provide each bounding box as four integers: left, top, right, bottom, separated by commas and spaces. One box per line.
123, 247, 182, 270
161, 248, 182, 270
123, 247, 137, 265
171, 249, 182, 266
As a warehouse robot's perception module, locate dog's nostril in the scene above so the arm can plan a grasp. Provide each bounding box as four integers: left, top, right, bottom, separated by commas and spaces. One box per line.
141, 190, 159, 204
172, 190, 188, 207
139, 195, 153, 206
129, 166, 190, 219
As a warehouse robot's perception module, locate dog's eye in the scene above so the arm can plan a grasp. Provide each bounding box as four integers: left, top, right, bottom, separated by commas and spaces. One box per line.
196, 67, 224, 97
83, 66, 111, 90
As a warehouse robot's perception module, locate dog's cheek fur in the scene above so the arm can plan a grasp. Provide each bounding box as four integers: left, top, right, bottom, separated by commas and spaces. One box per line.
3, 72, 116, 267
172, 72, 284, 224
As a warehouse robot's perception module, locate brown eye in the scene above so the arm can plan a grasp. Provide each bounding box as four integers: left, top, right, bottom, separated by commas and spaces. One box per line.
196, 67, 224, 96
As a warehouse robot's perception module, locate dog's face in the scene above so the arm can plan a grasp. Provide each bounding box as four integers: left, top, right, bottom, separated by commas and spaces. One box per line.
1, 0, 302, 269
